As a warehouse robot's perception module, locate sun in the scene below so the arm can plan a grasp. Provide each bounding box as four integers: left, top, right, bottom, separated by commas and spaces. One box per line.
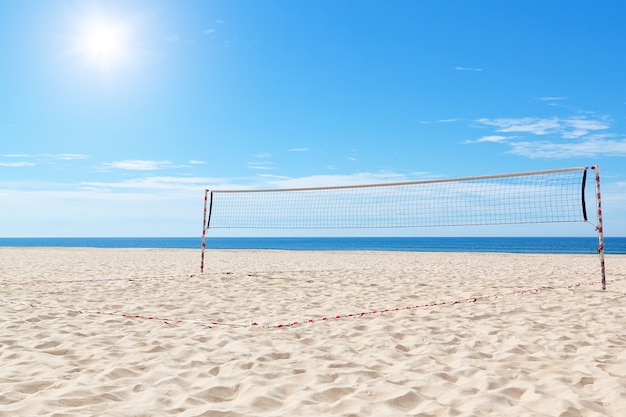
73, 15, 132, 75
84, 22, 121, 62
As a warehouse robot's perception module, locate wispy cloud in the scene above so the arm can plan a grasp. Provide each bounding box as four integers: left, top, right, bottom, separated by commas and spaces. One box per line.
0, 153, 89, 167
247, 161, 274, 170
258, 174, 290, 180
0, 161, 36, 167
3, 154, 30, 158
3, 153, 89, 160
203, 28, 215, 35
246, 153, 274, 170
187, 160, 206, 165
0, 175, 240, 194
46, 153, 90, 160
264, 171, 435, 189
101, 160, 172, 170
508, 135, 626, 158
455, 66, 483, 72
419, 118, 463, 124
476, 116, 610, 138
562, 119, 611, 139
474, 135, 509, 143
538, 96, 567, 102
470, 114, 625, 158
537, 97, 568, 107
81, 176, 212, 192
167, 35, 194, 45
288, 148, 310, 152
477, 117, 560, 135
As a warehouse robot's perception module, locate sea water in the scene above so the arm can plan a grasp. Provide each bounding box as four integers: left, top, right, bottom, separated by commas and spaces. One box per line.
1, 237, 625, 254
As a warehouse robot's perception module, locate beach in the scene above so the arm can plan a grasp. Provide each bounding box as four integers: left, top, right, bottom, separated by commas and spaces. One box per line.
1, 247, 625, 416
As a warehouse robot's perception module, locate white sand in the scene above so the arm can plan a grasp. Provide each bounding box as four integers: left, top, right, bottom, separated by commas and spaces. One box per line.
1, 247, 625, 416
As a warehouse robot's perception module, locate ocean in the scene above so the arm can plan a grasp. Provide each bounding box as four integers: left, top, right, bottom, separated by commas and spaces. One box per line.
1, 237, 625, 254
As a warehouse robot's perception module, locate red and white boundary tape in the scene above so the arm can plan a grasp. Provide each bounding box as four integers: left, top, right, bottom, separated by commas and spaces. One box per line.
2, 275, 622, 330
257, 281, 607, 329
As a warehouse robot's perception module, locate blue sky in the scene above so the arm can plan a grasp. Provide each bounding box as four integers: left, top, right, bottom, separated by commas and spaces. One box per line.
1, 0, 625, 237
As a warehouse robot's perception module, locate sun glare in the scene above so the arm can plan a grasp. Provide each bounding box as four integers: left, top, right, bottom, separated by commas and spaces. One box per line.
85, 23, 120, 60
73, 15, 132, 75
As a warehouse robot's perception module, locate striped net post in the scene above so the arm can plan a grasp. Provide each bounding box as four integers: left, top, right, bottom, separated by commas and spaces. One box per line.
201, 189, 209, 273
592, 166, 606, 290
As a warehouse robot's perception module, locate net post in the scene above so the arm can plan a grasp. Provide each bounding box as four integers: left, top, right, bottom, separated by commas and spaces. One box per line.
201, 189, 209, 273
591, 166, 606, 290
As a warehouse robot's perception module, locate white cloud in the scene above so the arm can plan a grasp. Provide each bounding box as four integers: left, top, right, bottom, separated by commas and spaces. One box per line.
537, 97, 568, 107
264, 171, 434, 189
254, 153, 271, 158
562, 118, 611, 138
470, 114, 624, 159
455, 66, 483, 72
0, 187, 203, 237
258, 174, 290, 180
288, 148, 310, 152
476, 116, 610, 138
102, 160, 172, 170
203, 29, 215, 35
508, 136, 626, 158
187, 160, 206, 165
2, 153, 89, 160
477, 117, 561, 135
538, 97, 567, 102
0, 175, 244, 195
0, 161, 36, 167
247, 161, 273, 170
46, 153, 90, 160
420, 118, 462, 124
168, 36, 194, 45
0, 172, 229, 236
81, 176, 213, 192
475, 135, 509, 143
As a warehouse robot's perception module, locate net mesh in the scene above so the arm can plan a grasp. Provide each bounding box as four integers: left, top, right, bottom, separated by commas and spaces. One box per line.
206, 168, 589, 230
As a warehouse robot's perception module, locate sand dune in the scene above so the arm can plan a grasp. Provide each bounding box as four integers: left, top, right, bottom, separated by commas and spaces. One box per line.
1, 248, 625, 416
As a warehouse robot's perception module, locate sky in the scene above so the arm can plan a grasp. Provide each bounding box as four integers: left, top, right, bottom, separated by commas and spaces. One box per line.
1, 0, 625, 238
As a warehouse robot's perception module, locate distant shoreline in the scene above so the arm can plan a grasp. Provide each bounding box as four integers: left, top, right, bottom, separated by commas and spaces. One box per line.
1, 236, 625, 254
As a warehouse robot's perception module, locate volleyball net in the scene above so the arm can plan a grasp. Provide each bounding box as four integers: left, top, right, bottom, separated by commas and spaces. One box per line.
201, 166, 606, 289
